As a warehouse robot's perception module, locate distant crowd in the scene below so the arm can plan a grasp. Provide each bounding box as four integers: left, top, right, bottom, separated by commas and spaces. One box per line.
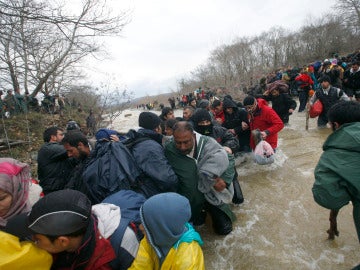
0, 90, 85, 118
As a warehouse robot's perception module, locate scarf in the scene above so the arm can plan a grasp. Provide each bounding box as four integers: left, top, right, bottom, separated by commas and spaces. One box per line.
0, 158, 31, 227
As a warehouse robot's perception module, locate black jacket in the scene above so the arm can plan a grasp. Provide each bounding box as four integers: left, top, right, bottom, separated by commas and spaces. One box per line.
37, 142, 76, 194
211, 125, 240, 154
262, 93, 297, 121
222, 98, 250, 151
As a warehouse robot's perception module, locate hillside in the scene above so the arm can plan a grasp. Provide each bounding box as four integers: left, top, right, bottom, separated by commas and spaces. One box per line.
0, 110, 89, 177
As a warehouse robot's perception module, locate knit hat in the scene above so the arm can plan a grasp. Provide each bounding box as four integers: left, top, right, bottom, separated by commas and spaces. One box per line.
95, 128, 118, 142
243, 96, 256, 106
5, 190, 92, 238
192, 108, 211, 124
139, 112, 161, 130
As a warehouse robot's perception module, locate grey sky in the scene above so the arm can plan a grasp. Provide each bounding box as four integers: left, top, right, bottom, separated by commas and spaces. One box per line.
84, 0, 336, 98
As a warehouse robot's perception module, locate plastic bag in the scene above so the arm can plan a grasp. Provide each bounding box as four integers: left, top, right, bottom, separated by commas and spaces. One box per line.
309, 100, 323, 118
253, 140, 275, 165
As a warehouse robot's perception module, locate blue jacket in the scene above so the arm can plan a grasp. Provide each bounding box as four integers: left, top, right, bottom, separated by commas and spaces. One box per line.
126, 129, 178, 198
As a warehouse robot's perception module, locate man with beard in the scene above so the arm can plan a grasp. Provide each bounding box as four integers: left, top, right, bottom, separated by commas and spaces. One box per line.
312, 101, 360, 247
62, 131, 92, 196
165, 121, 236, 235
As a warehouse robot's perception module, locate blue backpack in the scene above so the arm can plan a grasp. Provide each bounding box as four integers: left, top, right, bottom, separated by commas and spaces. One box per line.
82, 137, 150, 204
102, 189, 146, 270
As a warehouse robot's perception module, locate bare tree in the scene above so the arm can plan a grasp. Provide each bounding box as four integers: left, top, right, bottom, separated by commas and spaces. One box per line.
333, 0, 360, 35
0, 0, 130, 97
177, 11, 358, 96
95, 75, 134, 128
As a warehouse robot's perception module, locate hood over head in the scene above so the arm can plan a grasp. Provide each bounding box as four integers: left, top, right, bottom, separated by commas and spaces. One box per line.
140, 192, 191, 262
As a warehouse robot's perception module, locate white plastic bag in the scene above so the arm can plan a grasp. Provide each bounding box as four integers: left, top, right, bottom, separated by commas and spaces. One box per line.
253, 140, 275, 165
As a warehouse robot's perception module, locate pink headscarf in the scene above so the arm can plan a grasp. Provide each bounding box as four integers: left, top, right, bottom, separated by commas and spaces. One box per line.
0, 158, 31, 227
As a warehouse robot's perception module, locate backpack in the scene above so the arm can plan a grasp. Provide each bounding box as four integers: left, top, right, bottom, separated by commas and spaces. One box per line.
102, 189, 146, 270
81, 137, 151, 204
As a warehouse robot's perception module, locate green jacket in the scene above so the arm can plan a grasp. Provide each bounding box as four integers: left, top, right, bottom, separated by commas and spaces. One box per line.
312, 122, 360, 241
165, 134, 235, 222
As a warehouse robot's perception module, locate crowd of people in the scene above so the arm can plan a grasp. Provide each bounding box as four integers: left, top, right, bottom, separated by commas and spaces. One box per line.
0, 90, 81, 118
1, 51, 360, 269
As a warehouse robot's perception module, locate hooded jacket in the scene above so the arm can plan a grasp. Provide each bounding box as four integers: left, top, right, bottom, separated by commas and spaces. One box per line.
165, 133, 236, 223
248, 98, 284, 149
222, 98, 249, 134
312, 122, 360, 241
126, 128, 178, 198
0, 231, 53, 270
221, 98, 250, 151
262, 93, 297, 122
129, 193, 204, 270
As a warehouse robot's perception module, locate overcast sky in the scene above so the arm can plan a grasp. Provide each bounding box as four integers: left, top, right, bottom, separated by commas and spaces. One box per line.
84, 0, 336, 98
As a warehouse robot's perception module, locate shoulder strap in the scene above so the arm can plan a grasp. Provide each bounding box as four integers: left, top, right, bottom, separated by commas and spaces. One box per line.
122, 136, 151, 149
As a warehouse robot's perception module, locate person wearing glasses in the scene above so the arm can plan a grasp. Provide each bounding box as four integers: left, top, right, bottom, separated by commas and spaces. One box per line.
242, 96, 284, 151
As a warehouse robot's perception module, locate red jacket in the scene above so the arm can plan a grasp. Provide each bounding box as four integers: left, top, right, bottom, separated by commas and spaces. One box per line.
85, 229, 115, 270
53, 229, 115, 270
211, 109, 225, 124
295, 73, 314, 88
248, 98, 284, 149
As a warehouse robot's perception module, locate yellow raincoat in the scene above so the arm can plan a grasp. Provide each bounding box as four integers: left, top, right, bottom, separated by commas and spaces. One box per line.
129, 236, 204, 270
0, 231, 52, 270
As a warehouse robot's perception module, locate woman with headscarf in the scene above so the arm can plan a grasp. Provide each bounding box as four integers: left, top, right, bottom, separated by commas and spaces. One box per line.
0, 158, 42, 229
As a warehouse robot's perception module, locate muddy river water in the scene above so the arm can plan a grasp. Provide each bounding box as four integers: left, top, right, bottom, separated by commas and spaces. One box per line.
112, 105, 359, 270
200, 109, 359, 270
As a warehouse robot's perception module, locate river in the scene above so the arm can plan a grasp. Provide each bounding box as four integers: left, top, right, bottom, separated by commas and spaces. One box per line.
111, 104, 359, 270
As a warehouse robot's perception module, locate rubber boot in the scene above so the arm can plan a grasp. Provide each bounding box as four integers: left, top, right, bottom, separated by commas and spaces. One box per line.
232, 170, 244, 205
207, 204, 232, 235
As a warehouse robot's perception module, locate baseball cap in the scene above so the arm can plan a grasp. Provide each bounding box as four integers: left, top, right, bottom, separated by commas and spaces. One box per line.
5, 189, 92, 238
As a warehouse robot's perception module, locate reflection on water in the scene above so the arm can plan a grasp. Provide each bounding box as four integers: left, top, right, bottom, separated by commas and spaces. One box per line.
199, 109, 359, 270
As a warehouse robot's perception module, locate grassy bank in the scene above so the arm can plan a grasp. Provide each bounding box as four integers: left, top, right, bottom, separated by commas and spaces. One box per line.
0, 110, 88, 177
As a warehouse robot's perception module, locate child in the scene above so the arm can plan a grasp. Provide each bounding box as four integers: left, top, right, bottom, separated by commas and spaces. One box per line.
129, 192, 205, 269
